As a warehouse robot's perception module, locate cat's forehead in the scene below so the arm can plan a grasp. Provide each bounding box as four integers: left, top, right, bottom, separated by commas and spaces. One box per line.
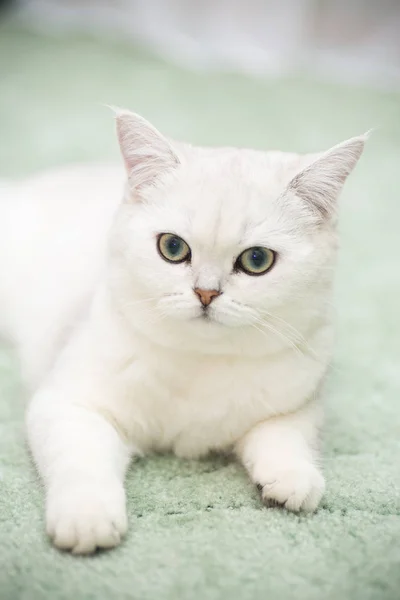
182, 147, 304, 187
173, 147, 308, 208
155, 148, 307, 247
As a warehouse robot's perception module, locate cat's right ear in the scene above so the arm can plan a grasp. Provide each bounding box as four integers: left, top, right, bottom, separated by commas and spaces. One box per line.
111, 108, 180, 195
287, 134, 368, 222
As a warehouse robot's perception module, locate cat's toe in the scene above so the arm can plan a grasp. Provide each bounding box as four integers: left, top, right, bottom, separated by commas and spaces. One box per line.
46, 480, 127, 554
258, 463, 325, 512
262, 496, 285, 509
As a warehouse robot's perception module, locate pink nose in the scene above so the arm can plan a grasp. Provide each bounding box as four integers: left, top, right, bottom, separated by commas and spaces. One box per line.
194, 288, 221, 307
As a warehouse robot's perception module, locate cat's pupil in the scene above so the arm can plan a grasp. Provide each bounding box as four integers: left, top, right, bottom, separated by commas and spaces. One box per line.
168, 237, 181, 255
250, 248, 266, 268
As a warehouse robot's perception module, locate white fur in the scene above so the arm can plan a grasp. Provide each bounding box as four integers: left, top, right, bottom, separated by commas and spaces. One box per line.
0, 112, 366, 553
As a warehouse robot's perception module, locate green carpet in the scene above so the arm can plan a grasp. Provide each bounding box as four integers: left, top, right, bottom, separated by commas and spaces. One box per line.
1, 20, 400, 600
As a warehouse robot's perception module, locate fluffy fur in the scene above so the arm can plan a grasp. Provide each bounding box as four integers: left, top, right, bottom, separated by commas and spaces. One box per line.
0, 111, 366, 553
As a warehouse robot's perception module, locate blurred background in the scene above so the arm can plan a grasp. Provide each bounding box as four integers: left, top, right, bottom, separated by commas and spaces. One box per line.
8, 0, 400, 84
1, 0, 400, 176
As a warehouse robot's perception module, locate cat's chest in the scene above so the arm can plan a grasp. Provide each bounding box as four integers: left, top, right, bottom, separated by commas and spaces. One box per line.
120, 349, 321, 457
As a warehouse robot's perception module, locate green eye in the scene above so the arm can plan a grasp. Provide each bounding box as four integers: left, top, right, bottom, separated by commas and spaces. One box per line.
235, 247, 275, 276
157, 233, 191, 264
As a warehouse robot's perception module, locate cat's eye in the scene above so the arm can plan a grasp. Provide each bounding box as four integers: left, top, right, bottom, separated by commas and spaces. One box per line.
235, 247, 275, 276
157, 233, 191, 264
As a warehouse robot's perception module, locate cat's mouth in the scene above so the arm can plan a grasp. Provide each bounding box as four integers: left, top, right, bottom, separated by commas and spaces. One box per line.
191, 307, 215, 323
197, 309, 211, 322
193, 307, 226, 326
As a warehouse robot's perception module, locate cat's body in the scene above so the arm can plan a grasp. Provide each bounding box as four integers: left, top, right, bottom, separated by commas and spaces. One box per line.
0, 164, 124, 385
0, 111, 366, 553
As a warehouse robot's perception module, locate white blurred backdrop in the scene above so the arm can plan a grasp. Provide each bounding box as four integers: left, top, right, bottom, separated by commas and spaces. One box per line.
10, 0, 400, 88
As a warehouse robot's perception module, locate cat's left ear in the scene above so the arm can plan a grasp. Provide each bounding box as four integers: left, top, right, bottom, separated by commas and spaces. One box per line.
113, 108, 180, 194
288, 133, 369, 221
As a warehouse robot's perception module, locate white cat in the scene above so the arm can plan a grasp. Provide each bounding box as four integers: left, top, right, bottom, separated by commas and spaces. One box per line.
0, 110, 366, 554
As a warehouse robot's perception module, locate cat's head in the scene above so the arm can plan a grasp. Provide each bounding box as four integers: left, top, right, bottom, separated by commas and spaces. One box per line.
108, 109, 366, 355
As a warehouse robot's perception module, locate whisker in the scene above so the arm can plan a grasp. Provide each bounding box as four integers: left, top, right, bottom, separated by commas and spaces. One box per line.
260, 310, 308, 345
253, 316, 344, 377
251, 319, 304, 358
258, 310, 324, 361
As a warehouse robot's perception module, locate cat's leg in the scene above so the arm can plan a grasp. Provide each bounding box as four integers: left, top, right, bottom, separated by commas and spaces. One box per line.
26, 387, 133, 554
236, 402, 325, 512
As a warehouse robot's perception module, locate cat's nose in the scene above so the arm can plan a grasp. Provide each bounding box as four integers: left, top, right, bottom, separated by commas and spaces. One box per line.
194, 288, 221, 307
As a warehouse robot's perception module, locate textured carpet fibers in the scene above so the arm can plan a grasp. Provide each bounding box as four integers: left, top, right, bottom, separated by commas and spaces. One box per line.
0, 20, 399, 600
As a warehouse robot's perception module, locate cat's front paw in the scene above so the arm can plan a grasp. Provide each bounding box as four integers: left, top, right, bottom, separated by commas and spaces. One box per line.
256, 462, 325, 512
46, 480, 127, 554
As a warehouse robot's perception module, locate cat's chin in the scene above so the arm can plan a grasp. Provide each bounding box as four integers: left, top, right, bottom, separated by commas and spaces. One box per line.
130, 309, 250, 352
189, 313, 227, 329
158, 306, 238, 328
193, 309, 252, 329
187, 311, 246, 329
150, 317, 275, 357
